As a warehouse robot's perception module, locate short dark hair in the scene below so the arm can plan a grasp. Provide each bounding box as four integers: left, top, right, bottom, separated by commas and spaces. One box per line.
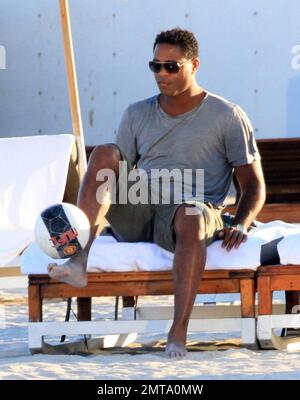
153, 28, 199, 59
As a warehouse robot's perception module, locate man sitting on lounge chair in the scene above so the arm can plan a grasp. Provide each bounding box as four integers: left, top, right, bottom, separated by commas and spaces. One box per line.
48, 28, 266, 358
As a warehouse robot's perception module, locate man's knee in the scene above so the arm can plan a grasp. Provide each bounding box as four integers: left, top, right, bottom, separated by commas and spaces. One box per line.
88, 143, 121, 172
174, 204, 206, 242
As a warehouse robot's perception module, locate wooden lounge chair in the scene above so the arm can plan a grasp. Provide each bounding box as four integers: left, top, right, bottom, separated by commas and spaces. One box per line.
26, 137, 300, 353
28, 269, 256, 352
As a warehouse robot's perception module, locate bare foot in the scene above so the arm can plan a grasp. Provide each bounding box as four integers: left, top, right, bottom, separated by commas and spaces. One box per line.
47, 251, 88, 288
165, 341, 187, 358
165, 326, 188, 358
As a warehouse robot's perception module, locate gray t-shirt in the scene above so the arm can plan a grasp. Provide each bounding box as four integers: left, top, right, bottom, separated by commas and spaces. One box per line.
116, 92, 260, 206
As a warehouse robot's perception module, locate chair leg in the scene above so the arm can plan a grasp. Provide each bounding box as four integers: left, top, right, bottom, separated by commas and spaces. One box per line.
122, 296, 135, 308
28, 284, 42, 322
258, 276, 272, 315
77, 297, 92, 321
240, 278, 255, 317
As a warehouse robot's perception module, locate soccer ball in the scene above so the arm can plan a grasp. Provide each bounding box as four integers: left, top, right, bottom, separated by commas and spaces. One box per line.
34, 203, 90, 259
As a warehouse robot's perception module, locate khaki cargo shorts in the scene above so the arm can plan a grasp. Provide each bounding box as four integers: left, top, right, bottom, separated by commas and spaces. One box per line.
105, 146, 224, 253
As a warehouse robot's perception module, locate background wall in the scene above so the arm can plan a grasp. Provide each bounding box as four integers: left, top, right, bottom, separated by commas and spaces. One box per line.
1, 0, 300, 144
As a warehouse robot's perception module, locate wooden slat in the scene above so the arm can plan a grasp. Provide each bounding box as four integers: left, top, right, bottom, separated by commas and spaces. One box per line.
225, 203, 300, 223
257, 265, 300, 276
0, 267, 21, 277
29, 269, 254, 286
269, 275, 300, 291
199, 279, 241, 293
257, 138, 300, 203
40, 281, 174, 298
36, 276, 246, 298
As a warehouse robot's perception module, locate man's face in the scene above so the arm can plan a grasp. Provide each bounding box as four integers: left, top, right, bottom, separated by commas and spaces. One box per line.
151, 43, 197, 97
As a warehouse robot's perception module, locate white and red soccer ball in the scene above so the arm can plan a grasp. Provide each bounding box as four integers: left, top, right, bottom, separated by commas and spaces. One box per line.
34, 203, 90, 259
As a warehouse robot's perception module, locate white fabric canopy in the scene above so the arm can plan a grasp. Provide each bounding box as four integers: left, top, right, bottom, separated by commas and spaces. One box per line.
0, 134, 74, 266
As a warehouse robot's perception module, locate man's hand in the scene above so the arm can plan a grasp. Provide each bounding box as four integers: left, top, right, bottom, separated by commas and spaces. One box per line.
217, 226, 247, 251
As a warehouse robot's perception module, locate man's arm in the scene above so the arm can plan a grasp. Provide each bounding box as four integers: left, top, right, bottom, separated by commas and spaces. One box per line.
233, 160, 266, 227
116, 107, 139, 166
219, 160, 266, 251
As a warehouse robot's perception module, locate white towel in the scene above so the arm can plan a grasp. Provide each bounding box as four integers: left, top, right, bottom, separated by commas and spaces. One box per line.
0, 134, 74, 265
278, 232, 300, 264
20, 220, 300, 275
88, 220, 296, 271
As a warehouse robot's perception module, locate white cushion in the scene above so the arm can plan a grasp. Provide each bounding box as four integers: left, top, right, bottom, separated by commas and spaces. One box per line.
21, 220, 300, 275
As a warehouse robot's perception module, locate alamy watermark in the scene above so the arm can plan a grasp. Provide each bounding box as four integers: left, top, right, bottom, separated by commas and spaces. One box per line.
291, 44, 300, 70
0, 45, 6, 69
95, 161, 205, 215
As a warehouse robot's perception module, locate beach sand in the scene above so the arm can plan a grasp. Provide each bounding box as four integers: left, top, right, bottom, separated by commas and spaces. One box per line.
1, 277, 300, 380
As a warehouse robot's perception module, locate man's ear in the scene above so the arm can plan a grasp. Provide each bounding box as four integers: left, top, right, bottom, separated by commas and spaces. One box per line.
192, 57, 200, 74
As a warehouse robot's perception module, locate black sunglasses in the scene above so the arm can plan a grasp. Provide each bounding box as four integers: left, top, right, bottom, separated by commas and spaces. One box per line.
148, 60, 188, 74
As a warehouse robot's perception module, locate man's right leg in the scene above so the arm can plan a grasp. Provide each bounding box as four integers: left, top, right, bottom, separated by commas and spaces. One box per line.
48, 144, 121, 287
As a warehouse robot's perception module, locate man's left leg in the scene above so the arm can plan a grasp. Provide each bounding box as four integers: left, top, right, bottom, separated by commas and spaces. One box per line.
165, 204, 207, 358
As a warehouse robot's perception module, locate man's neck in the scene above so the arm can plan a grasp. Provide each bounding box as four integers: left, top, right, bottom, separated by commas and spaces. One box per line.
159, 85, 206, 117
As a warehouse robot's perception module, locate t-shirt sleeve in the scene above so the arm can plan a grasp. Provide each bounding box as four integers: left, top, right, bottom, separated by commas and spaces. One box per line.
115, 107, 138, 166
225, 105, 260, 166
